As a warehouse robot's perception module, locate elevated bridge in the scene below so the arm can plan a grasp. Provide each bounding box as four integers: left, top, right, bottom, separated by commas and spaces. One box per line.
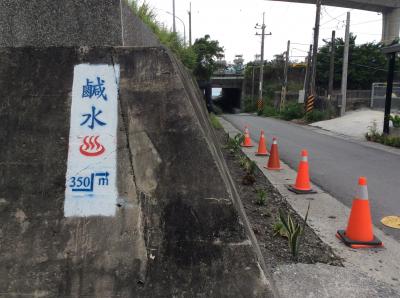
268, 0, 400, 43
210, 74, 245, 112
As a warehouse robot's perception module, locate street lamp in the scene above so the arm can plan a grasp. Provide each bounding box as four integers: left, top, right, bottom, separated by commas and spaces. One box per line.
155, 8, 186, 46
163, 10, 186, 46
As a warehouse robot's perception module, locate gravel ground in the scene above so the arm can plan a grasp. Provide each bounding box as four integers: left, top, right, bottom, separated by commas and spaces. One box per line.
216, 129, 342, 271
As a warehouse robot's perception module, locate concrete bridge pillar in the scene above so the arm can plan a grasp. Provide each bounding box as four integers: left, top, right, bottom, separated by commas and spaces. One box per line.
382, 8, 400, 45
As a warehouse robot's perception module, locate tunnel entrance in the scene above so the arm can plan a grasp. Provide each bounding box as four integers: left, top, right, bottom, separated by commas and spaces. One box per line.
213, 88, 241, 113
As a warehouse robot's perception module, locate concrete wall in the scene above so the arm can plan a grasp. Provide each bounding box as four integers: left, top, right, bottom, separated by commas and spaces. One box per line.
0, 46, 273, 297
0, 0, 159, 47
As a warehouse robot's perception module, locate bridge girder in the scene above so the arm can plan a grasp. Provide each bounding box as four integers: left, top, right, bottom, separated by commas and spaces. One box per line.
268, 0, 400, 12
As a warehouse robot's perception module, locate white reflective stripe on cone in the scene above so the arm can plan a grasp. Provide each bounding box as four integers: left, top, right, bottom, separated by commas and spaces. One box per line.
301, 156, 308, 162
356, 185, 369, 200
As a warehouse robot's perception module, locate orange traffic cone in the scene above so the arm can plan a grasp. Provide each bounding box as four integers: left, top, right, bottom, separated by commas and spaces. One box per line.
255, 130, 269, 156
265, 137, 282, 170
336, 177, 383, 248
241, 127, 253, 147
287, 150, 316, 194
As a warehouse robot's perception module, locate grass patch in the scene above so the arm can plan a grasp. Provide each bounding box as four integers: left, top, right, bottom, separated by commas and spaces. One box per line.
209, 113, 222, 129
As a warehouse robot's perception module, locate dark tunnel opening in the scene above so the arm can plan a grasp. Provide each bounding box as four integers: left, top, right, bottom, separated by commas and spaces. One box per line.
213, 88, 241, 113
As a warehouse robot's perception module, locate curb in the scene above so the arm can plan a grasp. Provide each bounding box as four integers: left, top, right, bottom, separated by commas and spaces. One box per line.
219, 116, 400, 292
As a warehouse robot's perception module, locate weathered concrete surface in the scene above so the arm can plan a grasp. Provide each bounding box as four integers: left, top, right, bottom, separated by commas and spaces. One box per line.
0, 0, 159, 47
0, 47, 274, 296
274, 263, 400, 297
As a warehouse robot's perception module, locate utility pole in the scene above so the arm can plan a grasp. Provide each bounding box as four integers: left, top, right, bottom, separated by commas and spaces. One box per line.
340, 12, 350, 116
328, 30, 336, 100
172, 0, 176, 33
310, 0, 322, 97
251, 65, 256, 104
303, 45, 313, 102
281, 40, 290, 111
384, 52, 396, 134
188, 2, 192, 46
255, 12, 272, 111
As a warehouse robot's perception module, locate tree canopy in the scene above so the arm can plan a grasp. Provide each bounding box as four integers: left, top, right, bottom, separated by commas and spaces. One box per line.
316, 34, 389, 90
192, 35, 224, 81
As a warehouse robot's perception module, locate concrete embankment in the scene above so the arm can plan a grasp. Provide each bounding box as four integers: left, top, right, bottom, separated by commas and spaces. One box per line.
0, 2, 276, 293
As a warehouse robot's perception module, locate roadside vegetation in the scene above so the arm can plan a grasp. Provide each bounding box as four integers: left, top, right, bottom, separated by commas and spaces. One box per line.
209, 113, 222, 130
243, 97, 331, 124
242, 35, 394, 124
227, 131, 311, 259
129, 0, 223, 82
366, 119, 400, 148
220, 130, 341, 267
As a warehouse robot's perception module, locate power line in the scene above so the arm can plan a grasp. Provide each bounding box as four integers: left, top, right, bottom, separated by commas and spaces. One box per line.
352, 19, 382, 26
320, 8, 353, 27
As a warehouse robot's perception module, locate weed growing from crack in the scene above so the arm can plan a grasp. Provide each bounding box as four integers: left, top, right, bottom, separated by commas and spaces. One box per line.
273, 202, 311, 260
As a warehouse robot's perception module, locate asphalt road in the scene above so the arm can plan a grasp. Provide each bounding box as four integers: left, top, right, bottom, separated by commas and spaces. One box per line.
223, 114, 400, 241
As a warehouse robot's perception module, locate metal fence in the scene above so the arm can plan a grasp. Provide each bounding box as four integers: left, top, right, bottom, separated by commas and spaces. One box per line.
371, 82, 400, 110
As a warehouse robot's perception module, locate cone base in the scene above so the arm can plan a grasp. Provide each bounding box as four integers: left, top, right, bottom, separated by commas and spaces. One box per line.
256, 152, 269, 156
287, 184, 317, 194
336, 230, 383, 249
264, 165, 282, 171
241, 144, 254, 148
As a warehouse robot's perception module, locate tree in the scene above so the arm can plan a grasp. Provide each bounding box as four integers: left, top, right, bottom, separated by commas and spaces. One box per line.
192, 35, 224, 81
316, 34, 389, 90
129, 1, 196, 71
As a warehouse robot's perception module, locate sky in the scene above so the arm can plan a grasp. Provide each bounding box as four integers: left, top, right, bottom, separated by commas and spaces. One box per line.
144, 0, 383, 63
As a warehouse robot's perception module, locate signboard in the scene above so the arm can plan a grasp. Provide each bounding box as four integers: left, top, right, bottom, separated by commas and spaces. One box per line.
64, 64, 120, 217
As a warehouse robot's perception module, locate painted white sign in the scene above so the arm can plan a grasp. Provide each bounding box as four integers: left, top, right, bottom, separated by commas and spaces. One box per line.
64, 64, 120, 217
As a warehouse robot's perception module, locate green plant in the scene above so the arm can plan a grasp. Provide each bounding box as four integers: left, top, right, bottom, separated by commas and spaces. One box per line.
241, 159, 257, 186
234, 133, 245, 147
244, 160, 257, 176
365, 120, 381, 142
389, 114, 400, 128
275, 203, 310, 260
305, 110, 329, 123
279, 102, 304, 121
255, 189, 267, 206
225, 133, 244, 154
273, 221, 288, 238
238, 156, 248, 168
261, 105, 278, 117
209, 113, 222, 129
212, 104, 223, 115
242, 97, 257, 113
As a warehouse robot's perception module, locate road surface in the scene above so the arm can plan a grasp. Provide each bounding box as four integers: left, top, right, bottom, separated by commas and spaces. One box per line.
223, 114, 400, 241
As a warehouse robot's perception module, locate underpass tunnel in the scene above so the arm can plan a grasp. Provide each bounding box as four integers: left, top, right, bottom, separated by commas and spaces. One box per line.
213, 88, 242, 113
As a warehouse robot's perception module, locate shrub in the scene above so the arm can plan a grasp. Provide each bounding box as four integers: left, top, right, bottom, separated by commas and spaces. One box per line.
262, 105, 279, 117
365, 120, 400, 148
242, 97, 257, 113
305, 110, 329, 123
279, 102, 304, 120
212, 104, 223, 115
389, 114, 400, 128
